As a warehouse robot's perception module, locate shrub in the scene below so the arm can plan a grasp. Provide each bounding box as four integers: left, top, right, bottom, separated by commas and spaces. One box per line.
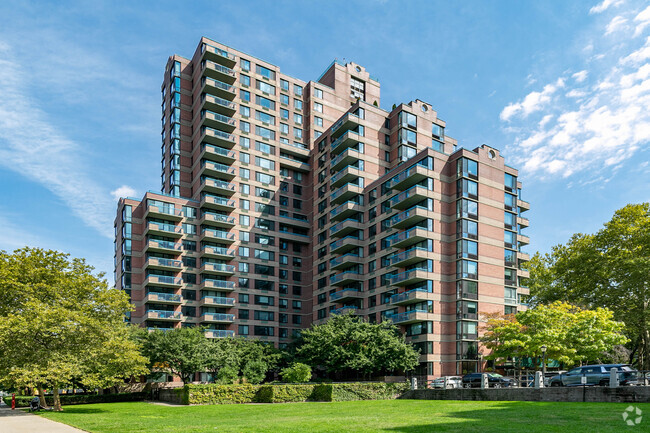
7, 392, 147, 407
242, 360, 267, 384
185, 384, 260, 405
216, 365, 239, 384
332, 382, 409, 401
280, 363, 312, 383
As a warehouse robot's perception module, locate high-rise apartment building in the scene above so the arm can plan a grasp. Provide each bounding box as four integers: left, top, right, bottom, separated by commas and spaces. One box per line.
114, 37, 530, 379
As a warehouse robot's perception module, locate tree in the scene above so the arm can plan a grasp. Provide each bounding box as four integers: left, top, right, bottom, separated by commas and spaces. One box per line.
481, 302, 627, 367
526, 203, 650, 368
280, 363, 312, 383
141, 327, 209, 383
0, 248, 148, 411
203, 337, 281, 384
296, 312, 419, 379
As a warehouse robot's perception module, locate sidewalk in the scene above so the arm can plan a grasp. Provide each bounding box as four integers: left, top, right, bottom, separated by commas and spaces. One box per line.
0, 406, 87, 433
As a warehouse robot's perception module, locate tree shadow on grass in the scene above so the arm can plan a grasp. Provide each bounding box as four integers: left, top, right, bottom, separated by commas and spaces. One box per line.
51, 407, 109, 414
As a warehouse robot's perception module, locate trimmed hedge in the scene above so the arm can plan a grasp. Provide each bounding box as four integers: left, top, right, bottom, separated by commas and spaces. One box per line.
178, 382, 408, 405
7, 392, 147, 407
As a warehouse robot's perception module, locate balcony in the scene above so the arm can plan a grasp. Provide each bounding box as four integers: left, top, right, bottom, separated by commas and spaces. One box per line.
146, 222, 182, 238
200, 263, 235, 276
145, 292, 182, 304
145, 310, 182, 321
199, 212, 236, 228
390, 288, 432, 306
199, 126, 236, 149
389, 165, 430, 191
518, 216, 529, 228
205, 329, 236, 339
330, 235, 363, 254
201, 312, 235, 324
144, 257, 183, 272
389, 185, 430, 210
331, 306, 359, 315
200, 160, 236, 181
200, 296, 236, 307
518, 234, 530, 246
279, 154, 310, 172
386, 309, 430, 325
329, 218, 363, 238
387, 227, 430, 249
331, 165, 362, 187
331, 131, 362, 155
144, 205, 183, 221
201, 110, 236, 133
200, 178, 236, 196
201, 246, 236, 260
330, 253, 363, 270
201, 43, 236, 68
518, 199, 530, 211
331, 183, 363, 205
330, 147, 362, 171
145, 240, 182, 255
201, 76, 236, 100
202, 60, 237, 84
330, 288, 364, 302
331, 112, 361, 139
201, 94, 237, 116
200, 194, 236, 212
278, 213, 311, 228
330, 270, 363, 286
390, 206, 429, 229
200, 143, 236, 165
201, 228, 236, 244
387, 268, 429, 286
201, 279, 236, 291
330, 200, 363, 222
389, 247, 430, 268
144, 275, 183, 288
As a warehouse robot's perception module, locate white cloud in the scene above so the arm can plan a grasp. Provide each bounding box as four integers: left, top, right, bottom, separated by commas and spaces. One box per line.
111, 185, 137, 202
589, 0, 624, 14
0, 43, 119, 238
502, 11, 650, 182
605, 15, 628, 34
634, 6, 650, 36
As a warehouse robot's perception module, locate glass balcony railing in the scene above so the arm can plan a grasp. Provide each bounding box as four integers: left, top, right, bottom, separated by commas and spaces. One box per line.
202, 94, 236, 110
201, 296, 236, 306
201, 143, 236, 158
386, 309, 428, 323
202, 228, 235, 240
147, 292, 182, 302
387, 268, 428, 284
202, 76, 235, 93
331, 112, 361, 135
388, 164, 428, 189
146, 275, 182, 285
204, 329, 236, 338
331, 183, 362, 201
330, 234, 362, 250
201, 178, 235, 191
147, 258, 182, 268
329, 252, 362, 268
330, 148, 361, 168
202, 43, 236, 61
331, 130, 361, 150
385, 226, 428, 247
330, 288, 361, 301
329, 218, 362, 234
331, 165, 361, 184
389, 247, 428, 266
202, 126, 235, 142
202, 246, 236, 257
202, 194, 236, 207
147, 205, 181, 217
331, 306, 359, 315
201, 313, 235, 322
202, 160, 236, 175
147, 222, 181, 234
147, 240, 181, 251
202, 212, 235, 225
147, 310, 182, 320
388, 184, 428, 207
390, 205, 428, 226
390, 288, 429, 304
203, 263, 235, 273
330, 200, 361, 217
204, 60, 236, 77
202, 279, 236, 290
330, 270, 362, 284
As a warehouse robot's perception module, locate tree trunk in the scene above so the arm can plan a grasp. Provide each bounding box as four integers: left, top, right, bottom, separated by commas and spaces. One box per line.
37, 386, 49, 409
53, 386, 62, 412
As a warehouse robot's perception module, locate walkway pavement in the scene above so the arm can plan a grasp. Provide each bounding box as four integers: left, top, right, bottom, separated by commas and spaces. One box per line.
0, 406, 86, 433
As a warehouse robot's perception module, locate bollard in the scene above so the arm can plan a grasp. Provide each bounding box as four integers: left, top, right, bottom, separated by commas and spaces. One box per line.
411, 377, 418, 390
609, 367, 619, 388
443, 376, 449, 389
481, 373, 489, 389
534, 371, 544, 388
11, 393, 15, 410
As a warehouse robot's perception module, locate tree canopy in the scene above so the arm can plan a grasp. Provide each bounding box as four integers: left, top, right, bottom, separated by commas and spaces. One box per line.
0, 248, 148, 410
481, 302, 628, 367
296, 313, 419, 379
526, 203, 650, 368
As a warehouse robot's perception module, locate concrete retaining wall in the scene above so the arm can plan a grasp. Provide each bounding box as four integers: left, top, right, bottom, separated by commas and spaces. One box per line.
401, 386, 650, 403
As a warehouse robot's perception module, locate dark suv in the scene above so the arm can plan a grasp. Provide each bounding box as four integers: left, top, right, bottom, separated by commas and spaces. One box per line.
548, 364, 638, 387
462, 373, 517, 388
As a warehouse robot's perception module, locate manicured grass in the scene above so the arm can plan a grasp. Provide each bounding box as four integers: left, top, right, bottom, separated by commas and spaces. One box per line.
39, 400, 649, 433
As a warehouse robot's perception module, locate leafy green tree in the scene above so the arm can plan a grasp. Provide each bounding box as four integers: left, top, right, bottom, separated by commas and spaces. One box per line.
0, 248, 148, 411
141, 326, 210, 383
203, 337, 281, 384
296, 313, 419, 379
481, 302, 627, 367
281, 362, 312, 383
527, 203, 650, 368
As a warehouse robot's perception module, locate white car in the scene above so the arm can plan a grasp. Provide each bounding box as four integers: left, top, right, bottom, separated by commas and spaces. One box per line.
430, 376, 463, 389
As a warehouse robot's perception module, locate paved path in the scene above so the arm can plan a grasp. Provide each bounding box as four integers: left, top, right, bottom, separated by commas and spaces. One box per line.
0, 406, 87, 433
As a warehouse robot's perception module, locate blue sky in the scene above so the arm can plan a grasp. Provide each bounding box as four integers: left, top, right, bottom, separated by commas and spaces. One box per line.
1, 0, 649, 283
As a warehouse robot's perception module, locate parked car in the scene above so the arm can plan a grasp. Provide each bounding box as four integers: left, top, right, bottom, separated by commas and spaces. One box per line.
430, 376, 463, 389
548, 364, 638, 387
462, 373, 517, 388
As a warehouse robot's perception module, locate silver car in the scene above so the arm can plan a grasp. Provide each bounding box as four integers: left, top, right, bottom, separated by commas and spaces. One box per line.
430, 376, 463, 389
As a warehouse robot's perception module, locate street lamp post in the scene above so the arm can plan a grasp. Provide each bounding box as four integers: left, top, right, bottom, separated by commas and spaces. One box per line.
478, 352, 483, 373
541, 345, 547, 378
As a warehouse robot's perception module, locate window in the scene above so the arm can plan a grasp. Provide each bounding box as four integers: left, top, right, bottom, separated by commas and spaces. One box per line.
292, 315, 302, 325
256, 80, 276, 95
255, 249, 275, 260
240, 105, 250, 117
457, 179, 478, 199
239, 262, 249, 272
255, 311, 274, 321
280, 123, 289, 134
314, 88, 323, 98
456, 199, 478, 220
241, 59, 250, 71
256, 65, 275, 80
256, 125, 275, 140
240, 199, 250, 210
240, 184, 250, 195
256, 156, 275, 170
240, 215, 250, 226
457, 158, 478, 179
255, 186, 272, 198
255, 110, 276, 125
293, 185, 302, 195
292, 300, 302, 310
239, 325, 249, 335
314, 102, 323, 112
254, 326, 274, 336
240, 120, 250, 133
280, 94, 289, 105
294, 84, 303, 96
240, 152, 250, 164
254, 295, 275, 306
457, 239, 478, 259
432, 123, 444, 139
241, 74, 250, 86
457, 260, 478, 280
240, 136, 250, 148
294, 99, 302, 110
239, 246, 250, 257
400, 129, 417, 145
315, 117, 323, 127
256, 172, 275, 185
280, 108, 289, 120
293, 113, 303, 124
255, 141, 275, 154
505, 193, 517, 211
398, 145, 417, 162
294, 128, 302, 139
255, 95, 276, 110
240, 89, 250, 102
400, 111, 417, 129
239, 309, 249, 320
280, 79, 289, 91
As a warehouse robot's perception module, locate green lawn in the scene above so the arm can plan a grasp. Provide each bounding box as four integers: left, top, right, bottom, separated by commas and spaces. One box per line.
38, 400, 648, 433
